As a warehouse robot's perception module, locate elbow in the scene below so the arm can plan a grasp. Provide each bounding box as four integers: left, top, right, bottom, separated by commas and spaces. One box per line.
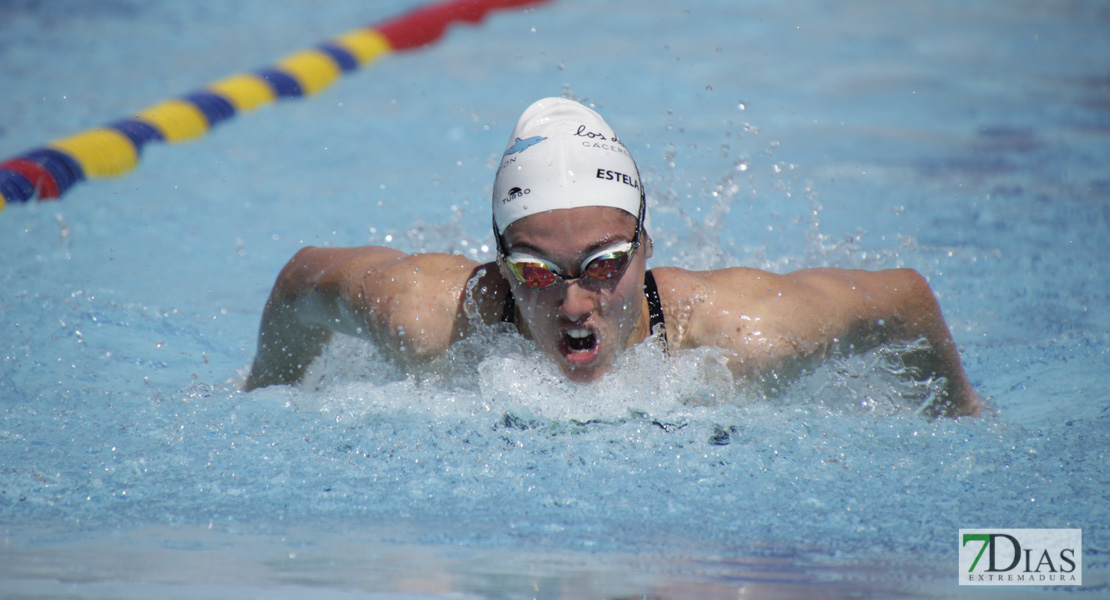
889, 268, 942, 321
893, 268, 932, 297
273, 246, 324, 299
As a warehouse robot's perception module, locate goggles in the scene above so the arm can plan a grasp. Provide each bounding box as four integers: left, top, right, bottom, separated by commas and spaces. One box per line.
494, 183, 647, 289
503, 238, 639, 288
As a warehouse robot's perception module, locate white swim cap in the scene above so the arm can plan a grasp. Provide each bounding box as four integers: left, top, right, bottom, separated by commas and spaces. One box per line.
492, 97, 646, 235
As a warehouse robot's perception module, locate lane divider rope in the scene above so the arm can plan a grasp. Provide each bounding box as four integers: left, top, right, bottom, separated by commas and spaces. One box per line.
0, 0, 550, 212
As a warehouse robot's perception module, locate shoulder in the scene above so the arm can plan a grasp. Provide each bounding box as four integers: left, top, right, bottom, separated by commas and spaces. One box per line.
286, 244, 509, 327
653, 265, 926, 307
650, 265, 788, 313
287, 246, 483, 296
365, 251, 486, 291
338, 250, 504, 320
301, 246, 509, 358
363, 252, 514, 333
649, 266, 783, 350
651, 264, 930, 351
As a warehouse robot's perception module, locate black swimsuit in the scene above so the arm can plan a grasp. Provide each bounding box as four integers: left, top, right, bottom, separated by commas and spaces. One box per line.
500, 269, 668, 351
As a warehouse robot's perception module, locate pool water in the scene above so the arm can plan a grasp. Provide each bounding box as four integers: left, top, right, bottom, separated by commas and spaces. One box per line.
1, 0, 1108, 597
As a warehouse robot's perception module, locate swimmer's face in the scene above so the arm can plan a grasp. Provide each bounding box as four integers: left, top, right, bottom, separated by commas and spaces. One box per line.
499, 206, 651, 383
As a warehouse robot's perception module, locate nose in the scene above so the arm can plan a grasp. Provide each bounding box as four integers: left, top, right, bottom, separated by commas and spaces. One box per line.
558, 280, 597, 321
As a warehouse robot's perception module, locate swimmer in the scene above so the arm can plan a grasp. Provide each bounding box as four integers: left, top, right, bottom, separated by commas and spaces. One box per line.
244, 97, 980, 417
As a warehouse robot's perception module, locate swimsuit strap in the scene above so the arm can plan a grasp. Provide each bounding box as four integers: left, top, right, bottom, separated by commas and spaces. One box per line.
500, 286, 517, 324
643, 269, 668, 351
501, 270, 668, 352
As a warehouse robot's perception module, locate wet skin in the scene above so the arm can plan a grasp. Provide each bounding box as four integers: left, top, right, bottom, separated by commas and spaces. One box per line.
244, 206, 979, 416
499, 207, 652, 383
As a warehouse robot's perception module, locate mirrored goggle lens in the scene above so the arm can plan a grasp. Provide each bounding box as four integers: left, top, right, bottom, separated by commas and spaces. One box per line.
583, 253, 629, 281
506, 247, 634, 288
512, 262, 559, 288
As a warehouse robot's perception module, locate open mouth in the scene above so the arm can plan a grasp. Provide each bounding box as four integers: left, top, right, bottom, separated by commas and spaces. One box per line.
564, 328, 597, 352
560, 327, 600, 366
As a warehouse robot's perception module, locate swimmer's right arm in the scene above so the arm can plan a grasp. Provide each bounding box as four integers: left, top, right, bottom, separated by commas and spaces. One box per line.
244, 246, 402, 390
244, 246, 489, 390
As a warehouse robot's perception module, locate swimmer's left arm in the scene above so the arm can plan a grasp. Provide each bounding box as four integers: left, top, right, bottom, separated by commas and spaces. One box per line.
791, 268, 979, 417
689, 267, 980, 417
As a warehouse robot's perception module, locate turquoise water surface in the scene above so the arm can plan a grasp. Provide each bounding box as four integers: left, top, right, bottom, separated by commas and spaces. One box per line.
1, 1, 1107, 598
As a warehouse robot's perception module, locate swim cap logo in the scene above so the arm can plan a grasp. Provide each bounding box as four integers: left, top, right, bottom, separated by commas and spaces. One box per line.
504, 136, 546, 156
500, 186, 530, 204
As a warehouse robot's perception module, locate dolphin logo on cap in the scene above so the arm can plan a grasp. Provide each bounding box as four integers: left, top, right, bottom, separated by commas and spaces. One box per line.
504, 135, 546, 156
